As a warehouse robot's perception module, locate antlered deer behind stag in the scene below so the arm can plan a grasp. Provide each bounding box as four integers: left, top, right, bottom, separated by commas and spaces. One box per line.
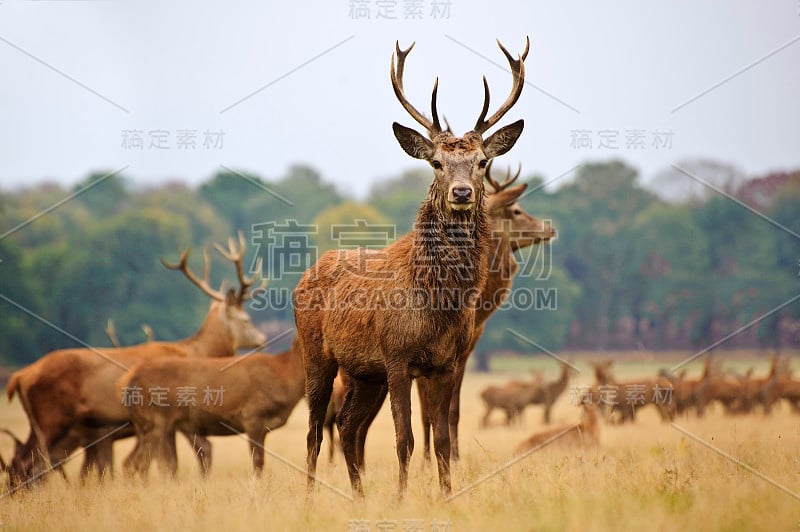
294, 38, 529, 498
4, 233, 266, 489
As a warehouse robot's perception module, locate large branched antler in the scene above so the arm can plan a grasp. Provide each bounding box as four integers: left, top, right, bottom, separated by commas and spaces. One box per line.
213, 230, 267, 302
473, 37, 530, 136
485, 160, 522, 193
161, 247, 226, 302
391, 41, 443, 138
162, 231, 267, 304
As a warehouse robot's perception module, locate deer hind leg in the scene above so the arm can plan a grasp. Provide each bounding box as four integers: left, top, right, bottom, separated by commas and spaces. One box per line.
338, 378, 385, 498
426, 371, 455, 495
304, 360, 338, 496
416, 377, 432, 463
354, 383, 387, 475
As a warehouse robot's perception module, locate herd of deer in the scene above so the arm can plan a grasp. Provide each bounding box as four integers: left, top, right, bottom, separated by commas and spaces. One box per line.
1, 37, 792, 502
477, 353, 800, 457
0, 38, 554, 500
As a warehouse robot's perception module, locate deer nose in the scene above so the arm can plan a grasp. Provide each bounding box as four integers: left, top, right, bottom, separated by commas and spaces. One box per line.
452, 186, 473, 202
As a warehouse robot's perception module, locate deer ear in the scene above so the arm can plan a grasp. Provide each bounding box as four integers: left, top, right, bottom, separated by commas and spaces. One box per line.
488, 183, 528, 209
393, 122, 434, 160
483, 119, 524, 158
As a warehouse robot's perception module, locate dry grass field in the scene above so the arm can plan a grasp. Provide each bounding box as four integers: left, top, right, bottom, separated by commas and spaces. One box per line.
1, 351, 799, 531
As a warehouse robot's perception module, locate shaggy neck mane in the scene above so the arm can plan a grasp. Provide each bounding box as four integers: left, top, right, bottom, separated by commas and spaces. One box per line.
410, 188, 490, 297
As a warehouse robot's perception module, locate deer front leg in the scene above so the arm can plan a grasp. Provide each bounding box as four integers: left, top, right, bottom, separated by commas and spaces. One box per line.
387, 368, 414, 498
247, 427, 267, 475
426, 371, 454, 495
339, 378, 385, 498
355, 384, 387, 474
416, 377, 432, 463
448, 362, 467, 462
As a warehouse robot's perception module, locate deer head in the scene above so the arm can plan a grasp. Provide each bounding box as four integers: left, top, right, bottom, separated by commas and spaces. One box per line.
485, 161, 556, 249
161, 231, 268, 350
391, 38, 529, 214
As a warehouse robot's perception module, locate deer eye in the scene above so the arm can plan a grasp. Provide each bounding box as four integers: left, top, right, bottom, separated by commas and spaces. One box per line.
432, 160, 442, 170
513, 209, 522, 215
479, 159, 489, 169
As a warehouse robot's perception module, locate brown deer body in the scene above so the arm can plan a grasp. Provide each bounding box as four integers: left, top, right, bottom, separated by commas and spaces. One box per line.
4, 234, 266, 488
295, 39, 529, 498
480, 375, 543, 426
119, 339, 304, 477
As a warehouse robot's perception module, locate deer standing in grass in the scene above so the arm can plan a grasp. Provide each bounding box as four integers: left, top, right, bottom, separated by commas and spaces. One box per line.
294, 38, 529, 498
4, 233, 266, 488
119, 338, 304, 478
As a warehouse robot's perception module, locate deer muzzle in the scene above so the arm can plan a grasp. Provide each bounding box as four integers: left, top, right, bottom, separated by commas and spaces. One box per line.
448, 185, 475, 211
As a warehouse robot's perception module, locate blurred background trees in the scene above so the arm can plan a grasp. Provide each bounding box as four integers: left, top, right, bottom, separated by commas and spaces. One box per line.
1, 161, 798, 366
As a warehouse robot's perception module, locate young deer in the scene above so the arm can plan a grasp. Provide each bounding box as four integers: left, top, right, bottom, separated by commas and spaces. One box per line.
4, 233, 266, 489
119, 339, 304, 478
294, 38, 529, 498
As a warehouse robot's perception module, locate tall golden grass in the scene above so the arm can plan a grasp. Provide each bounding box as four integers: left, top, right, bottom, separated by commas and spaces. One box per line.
1, 353, 798, 531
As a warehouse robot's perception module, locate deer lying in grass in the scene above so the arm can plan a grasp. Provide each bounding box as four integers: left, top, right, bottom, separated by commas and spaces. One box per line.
4, 233, 266, 489
514, 403, 599, 455
294, 38, 529, 498
590, 360, 675, 423
480, 372, 545, 426
119, 338, 304, 477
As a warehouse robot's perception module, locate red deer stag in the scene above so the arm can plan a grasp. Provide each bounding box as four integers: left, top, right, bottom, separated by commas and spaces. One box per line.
4, 233, 266, 489
294, 38, 529, 498
119, 338, 304, 478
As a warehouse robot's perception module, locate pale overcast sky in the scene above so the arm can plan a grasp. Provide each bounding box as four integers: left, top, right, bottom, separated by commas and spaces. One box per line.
0, 1, 798, 198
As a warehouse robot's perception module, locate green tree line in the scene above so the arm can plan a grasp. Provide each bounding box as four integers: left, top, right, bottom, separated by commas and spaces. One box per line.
1, 161, 798, 366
